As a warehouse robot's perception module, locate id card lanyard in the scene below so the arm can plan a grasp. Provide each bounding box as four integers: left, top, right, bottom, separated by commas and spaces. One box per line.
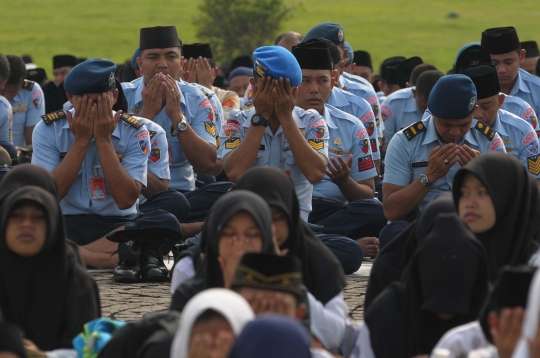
90, 165, 106, 200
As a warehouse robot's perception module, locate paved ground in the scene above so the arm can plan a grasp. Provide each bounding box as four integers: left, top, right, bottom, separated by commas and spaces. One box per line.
92, 262, 371, 322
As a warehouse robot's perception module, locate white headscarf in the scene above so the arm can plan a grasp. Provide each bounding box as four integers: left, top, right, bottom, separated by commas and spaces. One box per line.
170, 288, 255, 358
512, 269, 540, 357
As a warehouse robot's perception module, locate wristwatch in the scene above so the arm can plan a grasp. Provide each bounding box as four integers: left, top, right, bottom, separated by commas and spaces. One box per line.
419, 173, 433, 187
251, 113, 269, 127
170, 115, 188, 136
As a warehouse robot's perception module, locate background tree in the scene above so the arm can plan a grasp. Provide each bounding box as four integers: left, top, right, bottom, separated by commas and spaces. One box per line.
194, 0, 299, 63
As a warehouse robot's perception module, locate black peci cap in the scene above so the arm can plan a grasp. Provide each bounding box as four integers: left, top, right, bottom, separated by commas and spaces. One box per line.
460, 64, 501, 100
481, 27, 520, 55
354, 50, 372, 69
139, 26, 182, 51
182, 43, 214, 59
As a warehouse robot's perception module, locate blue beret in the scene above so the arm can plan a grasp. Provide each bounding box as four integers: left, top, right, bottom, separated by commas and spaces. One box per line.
252, 46, 302, 86
303, 22, 345, 44
64, 58, 116, 95
131, 47, 140, 70
228, 66, 252, 81
344, 42, 354, 65
428, 74, 477, 120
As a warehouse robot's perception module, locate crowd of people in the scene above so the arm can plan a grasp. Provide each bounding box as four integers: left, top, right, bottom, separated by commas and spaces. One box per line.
0, 21, 540, 357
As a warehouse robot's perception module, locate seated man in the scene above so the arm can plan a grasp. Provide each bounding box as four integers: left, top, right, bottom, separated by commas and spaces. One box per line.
221, 45, 329, 221
32, 59, 179, 280
292, 41, 386, 258
383, 74, 506, 222
460, 64, 540, 181
0, 55, 45, 149
123, 26, 229, 225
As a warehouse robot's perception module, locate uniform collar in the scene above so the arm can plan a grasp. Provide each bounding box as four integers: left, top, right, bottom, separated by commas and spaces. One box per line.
132, 76, 186, 106
510, 69, 531, 96
322, 105, 338, 129
328, 88, 349, 107
422, 115, 478, 147
64, 109, 122, 139
404, 90, 420, 114
490, 111, 508, 137
338, 76, 346, 89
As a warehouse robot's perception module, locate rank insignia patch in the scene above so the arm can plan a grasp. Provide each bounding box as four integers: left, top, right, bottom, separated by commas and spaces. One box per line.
308, 139, 324, 150
225, 138, 241, 149
528, 155, 540, 175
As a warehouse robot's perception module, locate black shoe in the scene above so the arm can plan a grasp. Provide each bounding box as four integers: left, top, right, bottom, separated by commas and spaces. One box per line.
113, 241, 142, 283
141, 244, 169, 282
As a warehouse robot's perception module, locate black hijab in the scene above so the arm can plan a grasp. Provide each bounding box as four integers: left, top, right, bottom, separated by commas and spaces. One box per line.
452, 153, 540, 275
235, 166, 346, 304
0, 164, 58, 203
365, 214, 490, 358
171, 190, 275, 311
0, 186, 100, 350
365, 193, 455, 310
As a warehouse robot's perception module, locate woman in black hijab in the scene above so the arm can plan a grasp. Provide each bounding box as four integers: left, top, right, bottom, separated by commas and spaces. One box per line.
453, 153, 540, 275
171, 190, 276, 312
0, 186, 100, 351
364, 213, 490, 358
365, 193, 455, 310
234, 166, 346, 305
0, 164, 57, 203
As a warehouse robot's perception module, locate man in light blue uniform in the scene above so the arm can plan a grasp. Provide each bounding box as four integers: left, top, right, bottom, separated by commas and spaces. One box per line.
304, 39, 381, 171
455, 42, 540, 137
292, 43, 385, 266
302, 23, 384, 148
382, 69, 443, 147
460, 64, 540, 180
482, 27, 540, 115
0, 55, 44, 148
383, 75, 506, 222
122, 26, 229, 223
0, 55, 14, 159
221, 46, 329, 221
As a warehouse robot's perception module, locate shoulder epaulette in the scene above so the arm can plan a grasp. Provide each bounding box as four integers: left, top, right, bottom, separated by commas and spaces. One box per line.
201, 90, 212, 99
474, 121, 496, 141
41, 110, 66, 125
402, 121, 426, 141
120, 113, 143, 129
22, 80, 35, 90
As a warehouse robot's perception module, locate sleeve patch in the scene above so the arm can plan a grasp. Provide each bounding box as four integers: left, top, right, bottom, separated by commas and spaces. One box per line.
149, 149, 161, 163
355, 128, 368, 140
370, 138, 378, 152
403, 121, 426, 141
41, 110, 66, 125
381, 105, 392, 121
308, 139, 324, 150
367, 122, 375, 136
474, 121, 496, 141
359, 139, 370, 154
359, 111, 374, 124
225, 138, 241, 149
358, 155, 374, 171
528, 155, 540, 175
488, 137, 503, 151
205, 122, 216, 137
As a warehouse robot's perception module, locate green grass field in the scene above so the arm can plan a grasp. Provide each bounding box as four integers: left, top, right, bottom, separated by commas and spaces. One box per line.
1, 0, 540, 77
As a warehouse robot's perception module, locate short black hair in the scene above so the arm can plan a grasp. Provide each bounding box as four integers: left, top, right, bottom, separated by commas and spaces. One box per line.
0, 54, 10, 81
275, 31, 303, 45
416, 70, 444, 99
6, 55, 26, 84
410, 64, 438, 86
122, 60, 138, 82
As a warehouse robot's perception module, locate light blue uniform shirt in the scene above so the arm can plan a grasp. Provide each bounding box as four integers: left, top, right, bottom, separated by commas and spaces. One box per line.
10, 80, 44, 147
327, 87, 380, 160
32, 110, 149, 216
381, 88, 423, 144
376, 90, 386, 104
220, 107, 329, 216
0, 96, 12, 143
490, 109, 540, 178
190, 83, 224, 156
313, 105, 377, 204
384, 116, 506, 210
501, 94, 539, 136
137, 118, 170, 203
122, 77, 216, 191
339, 75, 383, 139
508, 68, 540, 116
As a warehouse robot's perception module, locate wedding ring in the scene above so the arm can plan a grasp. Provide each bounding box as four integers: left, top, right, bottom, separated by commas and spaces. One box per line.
444, 159, 449, 164
170, 88, 175, 92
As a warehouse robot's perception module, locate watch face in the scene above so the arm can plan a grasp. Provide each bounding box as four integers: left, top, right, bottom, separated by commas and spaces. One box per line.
252, 114, 261, 125
419, 174, 427, 185
179, 120, 188, 130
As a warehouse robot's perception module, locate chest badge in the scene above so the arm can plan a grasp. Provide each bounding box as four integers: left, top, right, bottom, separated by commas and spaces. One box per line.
334, 137, 342, 146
